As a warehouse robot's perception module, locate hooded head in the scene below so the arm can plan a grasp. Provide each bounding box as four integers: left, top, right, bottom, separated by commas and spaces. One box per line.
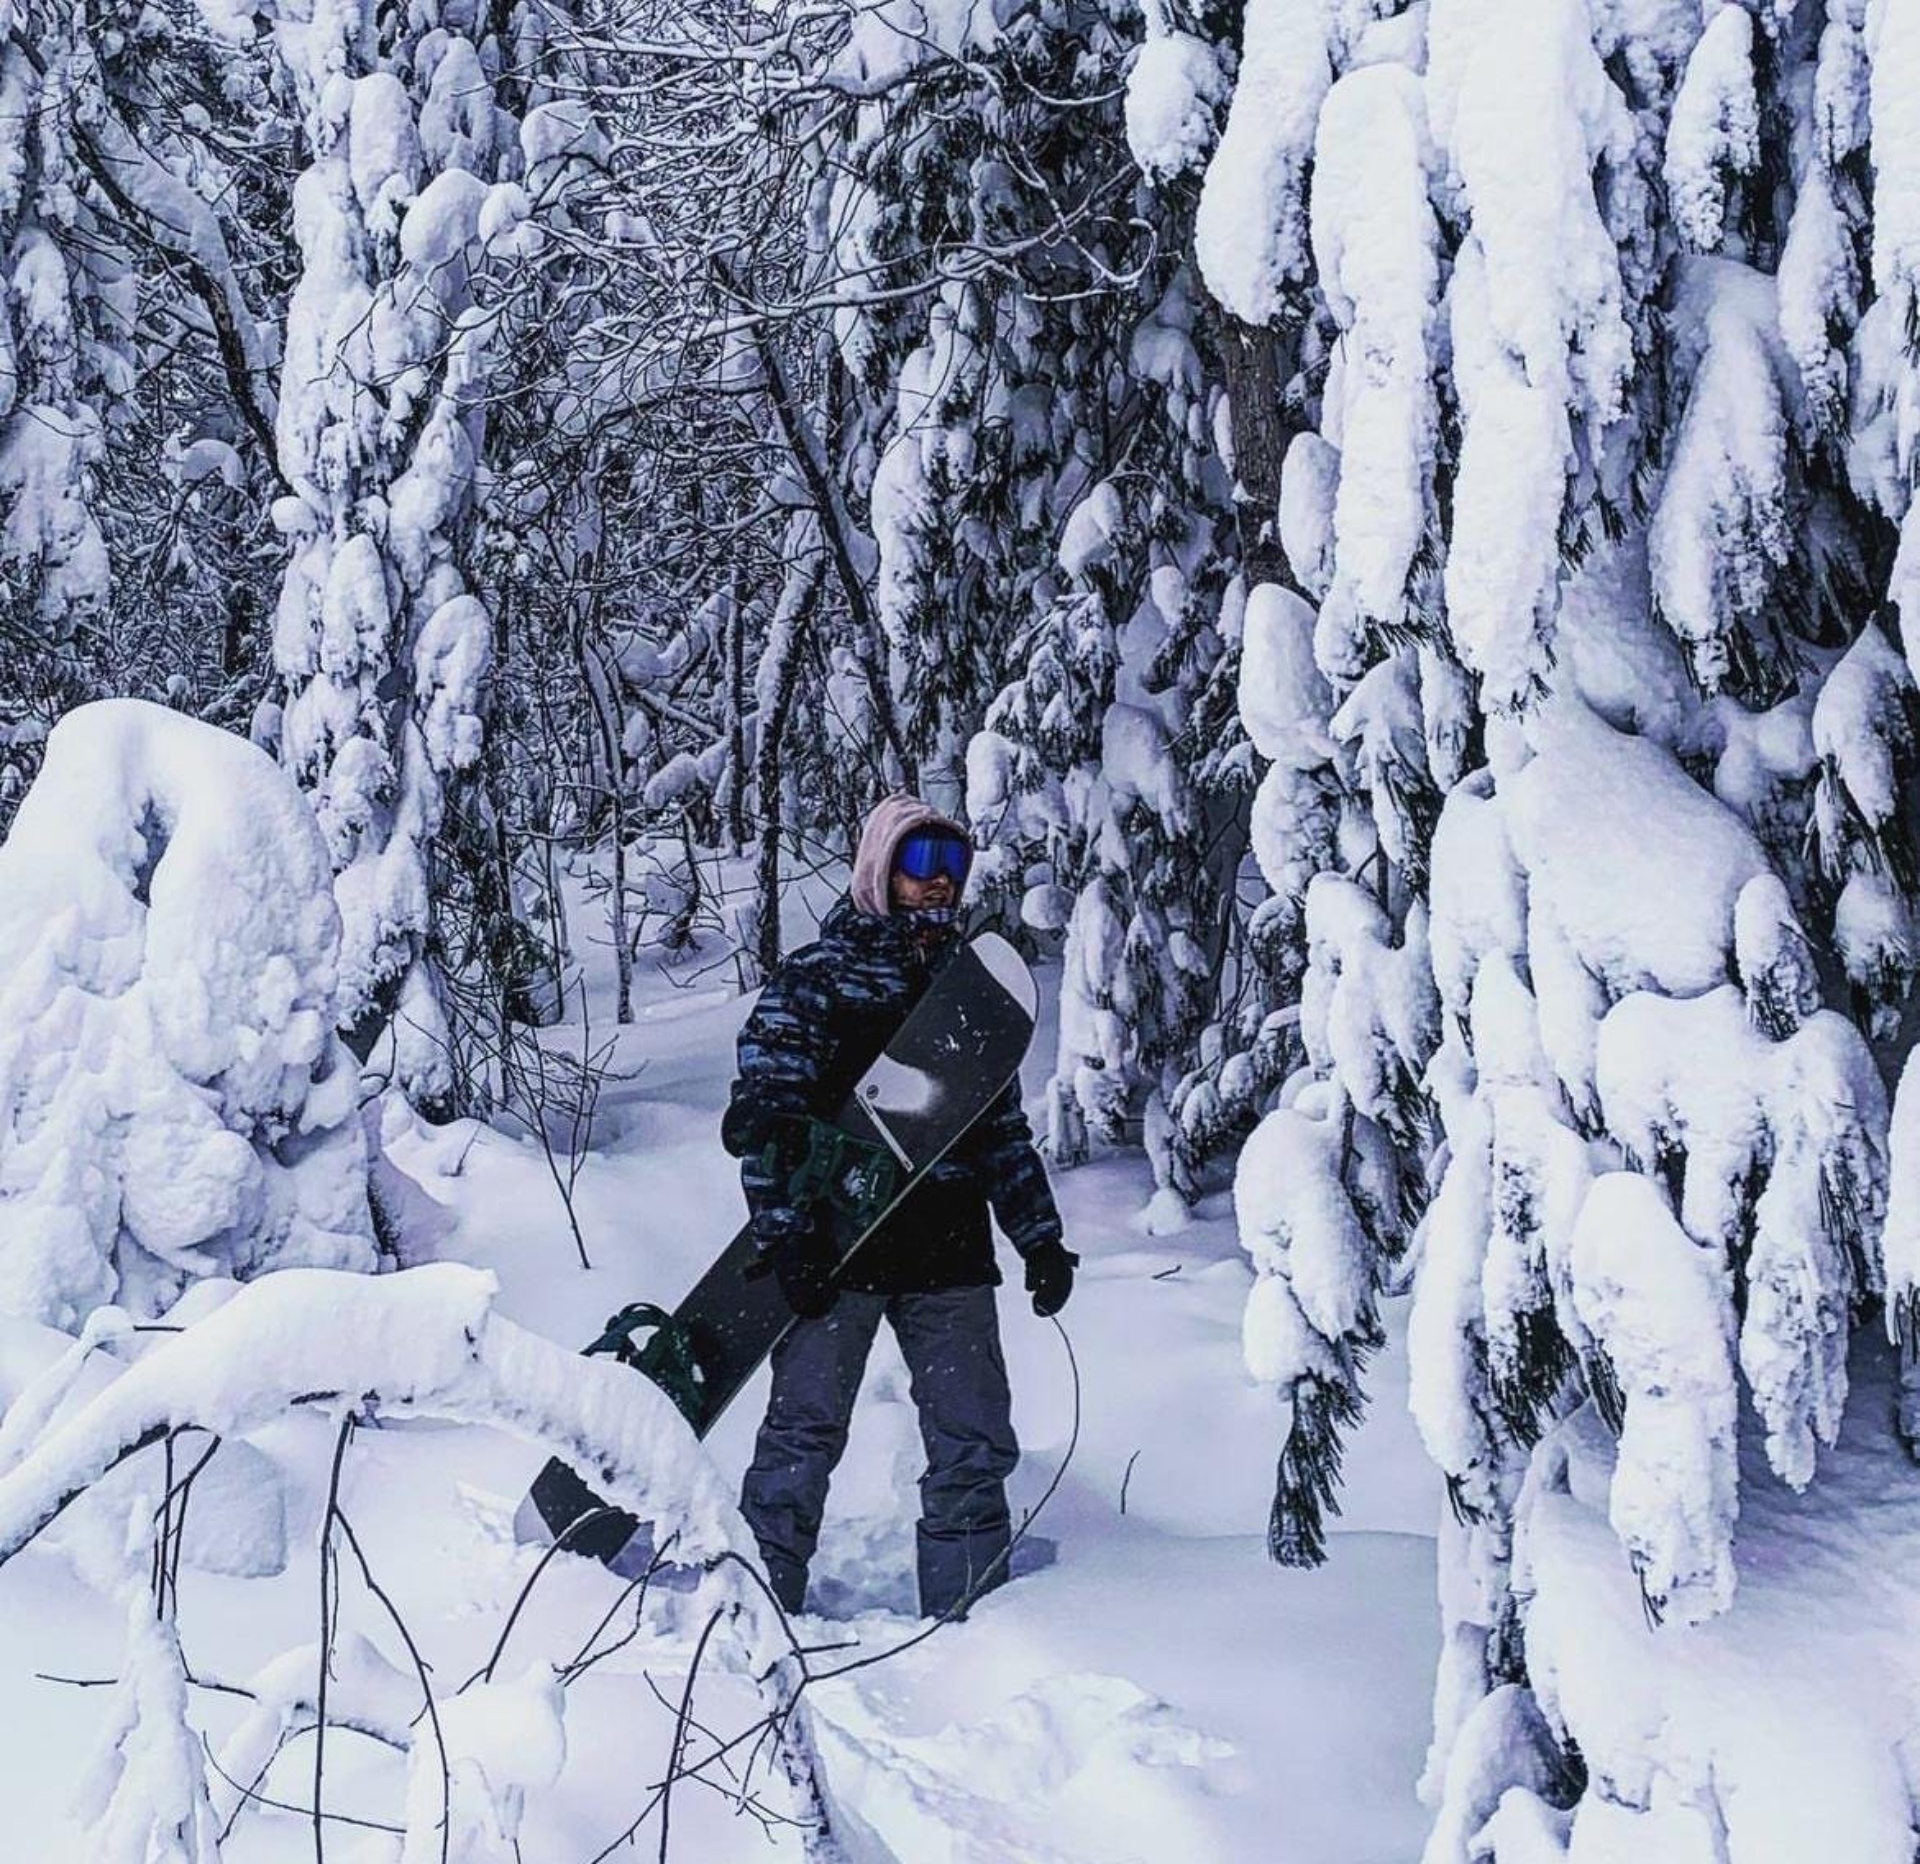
851, 794, 972, 919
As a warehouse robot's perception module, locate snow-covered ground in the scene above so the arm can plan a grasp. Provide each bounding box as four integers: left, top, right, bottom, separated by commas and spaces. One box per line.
0, 886, 1443, 1862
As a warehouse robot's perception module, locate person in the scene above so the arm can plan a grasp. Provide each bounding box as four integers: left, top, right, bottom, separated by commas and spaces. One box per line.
721, 794, 1076, 1619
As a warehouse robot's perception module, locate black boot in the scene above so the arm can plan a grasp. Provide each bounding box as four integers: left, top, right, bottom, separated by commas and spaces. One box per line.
917, 1519, 1011, 1620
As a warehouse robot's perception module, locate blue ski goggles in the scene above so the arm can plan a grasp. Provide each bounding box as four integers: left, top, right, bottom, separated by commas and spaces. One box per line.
894, 828, 972, 886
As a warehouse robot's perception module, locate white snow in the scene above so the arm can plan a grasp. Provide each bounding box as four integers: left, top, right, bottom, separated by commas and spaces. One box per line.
1867, 0, 1920, 310
1664, 7, 1760, 254
1278, 432, 1340, 601
1815, 630, 1903, 824
0, 858, 1444, 1864
1566, 1172, 1738, 1625
1124, 30, 1229, 182
1057, 479, 1125, 580
1497, 700, 1769, 1110
1648, 260, 1793, 690
1777, 164, 1859, 429
0, 702, 373, 1330
1311, 62, 1441, 645
1192, 0, 1336, 325
1436, 0, 1636, 711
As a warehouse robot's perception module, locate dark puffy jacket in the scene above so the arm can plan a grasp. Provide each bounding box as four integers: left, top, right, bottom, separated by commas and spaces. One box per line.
722, 898, 1062, 1293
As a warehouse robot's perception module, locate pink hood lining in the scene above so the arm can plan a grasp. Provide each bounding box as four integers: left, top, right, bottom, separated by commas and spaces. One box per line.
850, 794, 970, 918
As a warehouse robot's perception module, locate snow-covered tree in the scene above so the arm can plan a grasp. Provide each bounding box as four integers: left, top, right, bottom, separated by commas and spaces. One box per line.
0, 14, 126, 664
1189, 0, 1920, 1853
0, 0, 289, 783
0, 701, 374, 1329
779, 0, 1251, 1207
264, 0, 532, 1107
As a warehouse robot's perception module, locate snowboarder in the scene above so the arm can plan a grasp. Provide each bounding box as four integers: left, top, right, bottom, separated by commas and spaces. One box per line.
721, 794, 1077, 1619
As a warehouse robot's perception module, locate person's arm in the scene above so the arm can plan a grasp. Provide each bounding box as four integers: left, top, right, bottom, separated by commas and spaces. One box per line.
721, 953, 837, 1247
973, 1083, 1064, 1258
973, 1084, 1076, 1314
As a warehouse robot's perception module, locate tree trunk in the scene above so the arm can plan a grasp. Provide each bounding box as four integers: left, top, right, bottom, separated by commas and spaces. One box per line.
580, 622, 634, 1025
754, 567, 825, 977
726, 566, 749, 854
1211, 309, 1303, 591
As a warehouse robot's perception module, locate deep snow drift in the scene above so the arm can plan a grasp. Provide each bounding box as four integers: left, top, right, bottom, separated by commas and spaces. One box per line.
0, 884, 1442, 1862
5, 854, 1920, 1860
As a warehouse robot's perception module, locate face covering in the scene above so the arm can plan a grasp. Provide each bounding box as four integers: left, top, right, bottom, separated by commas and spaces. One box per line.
899, 903, 961, 932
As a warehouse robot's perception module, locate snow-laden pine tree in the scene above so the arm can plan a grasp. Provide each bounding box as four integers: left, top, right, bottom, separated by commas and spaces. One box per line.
264, 0, 534, 1105
0, 701, 373, 1328
1194, 0, 1920, 1852
0, 10, 123, 668
969, 416, 1242, 1213
805, 0, 1245, 1204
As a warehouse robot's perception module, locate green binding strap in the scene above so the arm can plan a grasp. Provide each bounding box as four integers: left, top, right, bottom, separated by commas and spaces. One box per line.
587, 1302, 707, 1429
763, 1117, 901, 1234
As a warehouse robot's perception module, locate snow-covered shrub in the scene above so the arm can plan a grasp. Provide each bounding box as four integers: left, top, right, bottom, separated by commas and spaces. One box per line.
0, 6, 294, 775
0, 700, 373, 1329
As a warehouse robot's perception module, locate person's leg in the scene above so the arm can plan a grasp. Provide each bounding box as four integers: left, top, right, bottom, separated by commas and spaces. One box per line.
740, 1293, 885, 1612
888, 1286, 1019, 1618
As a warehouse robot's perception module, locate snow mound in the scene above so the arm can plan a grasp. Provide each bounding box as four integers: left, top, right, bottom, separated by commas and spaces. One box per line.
0, 700, 375, 1330
810, 1669, 1235, 1864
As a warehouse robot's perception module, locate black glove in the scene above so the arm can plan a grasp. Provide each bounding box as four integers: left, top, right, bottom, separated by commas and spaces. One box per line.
1023, 1240, 1078, 1318
746, 1222, 838, 1320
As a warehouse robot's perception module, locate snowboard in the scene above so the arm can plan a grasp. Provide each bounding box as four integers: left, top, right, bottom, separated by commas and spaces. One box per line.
516, 930, 1038, 1577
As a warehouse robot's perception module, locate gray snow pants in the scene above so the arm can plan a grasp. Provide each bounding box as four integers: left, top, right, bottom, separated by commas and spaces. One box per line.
740, 1285, 1018, 1619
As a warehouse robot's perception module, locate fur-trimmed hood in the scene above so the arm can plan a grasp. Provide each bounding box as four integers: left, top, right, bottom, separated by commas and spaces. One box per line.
849, 794, 970, 917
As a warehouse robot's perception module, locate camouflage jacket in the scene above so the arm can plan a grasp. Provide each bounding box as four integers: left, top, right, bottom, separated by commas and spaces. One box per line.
722, 897, 1063, 1293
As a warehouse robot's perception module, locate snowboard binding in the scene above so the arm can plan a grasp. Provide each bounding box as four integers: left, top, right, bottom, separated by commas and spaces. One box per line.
586, 1300, 708, 1425
517, 1304, 710, 1581
762, 1116, 900, 1235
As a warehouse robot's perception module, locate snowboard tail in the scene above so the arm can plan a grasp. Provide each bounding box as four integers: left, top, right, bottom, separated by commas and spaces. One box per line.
517, 932, 1037, 1571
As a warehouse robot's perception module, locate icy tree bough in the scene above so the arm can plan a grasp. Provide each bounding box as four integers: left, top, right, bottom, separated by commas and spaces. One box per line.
0, 701, 374, 1330
1437, 0, 1635, 712
1566, 1173, 1738, 1623
1191, 0, 1336, 325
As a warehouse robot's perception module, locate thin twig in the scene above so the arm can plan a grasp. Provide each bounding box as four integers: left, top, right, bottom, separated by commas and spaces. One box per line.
155, 1431, 221, 1620
201, 1731, 406, 1837
468, 1505, 652, 1692
313, 1414, 355, 1864
657, 1605, 730, 1864
557, 1531, 682, 1683
330, 1505, 453, 1864
35, 1669, 253, 1699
